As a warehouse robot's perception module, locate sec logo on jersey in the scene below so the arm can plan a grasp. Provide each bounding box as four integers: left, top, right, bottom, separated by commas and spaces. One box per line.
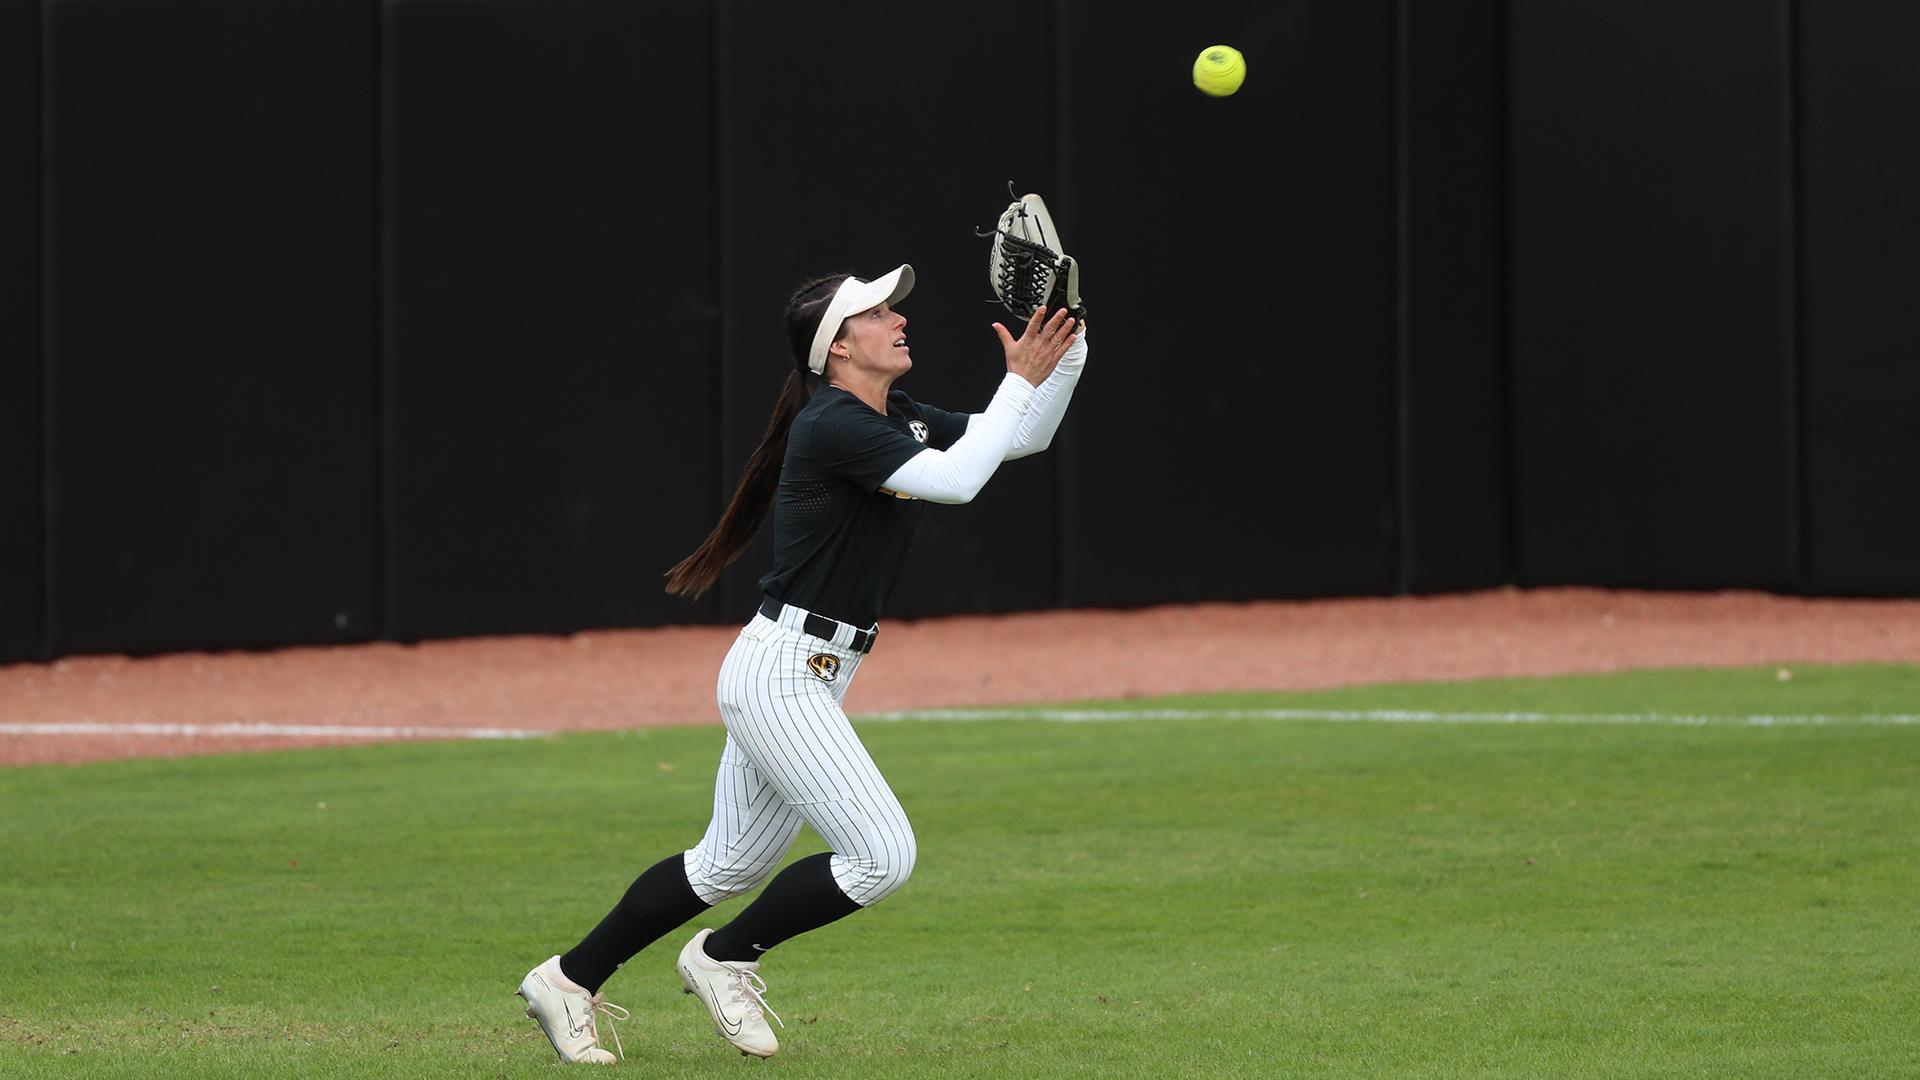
908, 420, 929, 443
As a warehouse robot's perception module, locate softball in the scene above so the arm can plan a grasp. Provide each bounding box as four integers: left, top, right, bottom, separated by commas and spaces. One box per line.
1192, 45, 1246, 97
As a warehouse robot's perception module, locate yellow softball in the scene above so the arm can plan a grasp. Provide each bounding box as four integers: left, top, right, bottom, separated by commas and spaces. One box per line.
1192, 44, 1246, 97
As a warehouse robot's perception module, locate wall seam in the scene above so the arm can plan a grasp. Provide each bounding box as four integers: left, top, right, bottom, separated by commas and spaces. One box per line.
1784, 0, 1808, 593
1499, 0, 1524, 588
377, 0, 398, 638
712, 0, 735, 621
1052, 0, 1072, 608
38, 0, 54, 659
1392, 0, 1413, 595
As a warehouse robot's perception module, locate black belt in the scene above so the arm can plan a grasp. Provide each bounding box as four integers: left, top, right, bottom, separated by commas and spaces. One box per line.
759, 597, 878, 654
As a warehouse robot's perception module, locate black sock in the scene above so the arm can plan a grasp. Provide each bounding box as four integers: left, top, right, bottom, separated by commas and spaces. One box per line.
559, 853, 711, 993
703, 852, 863, 963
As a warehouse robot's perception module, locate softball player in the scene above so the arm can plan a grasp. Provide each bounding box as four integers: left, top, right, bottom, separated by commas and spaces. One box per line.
517, 265, 1086, 1063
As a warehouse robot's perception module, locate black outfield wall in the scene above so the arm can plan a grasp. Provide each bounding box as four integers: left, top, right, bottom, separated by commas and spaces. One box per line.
385, 0, 722, 639
1402, 0, 1510, 593
1509, 1, 1800, 591
41, 0, 382, 656
0, 0, 42, 662
1798, 1, 1920, 595
1063, 2, 1400, 607
1, 0, 1914, 664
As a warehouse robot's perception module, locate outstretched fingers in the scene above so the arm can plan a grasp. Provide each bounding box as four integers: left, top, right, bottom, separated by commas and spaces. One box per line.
996, 308, 1078, 386
1046, 311, 1078, 360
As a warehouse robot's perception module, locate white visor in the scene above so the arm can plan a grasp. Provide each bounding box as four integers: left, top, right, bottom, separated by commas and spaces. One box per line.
805, 264, 915, 375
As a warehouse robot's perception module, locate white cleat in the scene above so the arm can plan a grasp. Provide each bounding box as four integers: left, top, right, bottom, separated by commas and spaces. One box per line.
516, 955, 627, 1065
677, 928, 784, 1058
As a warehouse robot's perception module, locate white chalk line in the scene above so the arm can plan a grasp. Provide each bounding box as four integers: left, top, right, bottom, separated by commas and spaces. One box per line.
0, 722, 545, 740
857, 707, 1920, 727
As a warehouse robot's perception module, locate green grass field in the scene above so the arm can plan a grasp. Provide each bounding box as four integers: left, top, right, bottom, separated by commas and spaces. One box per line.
2, 663, 1916, 1078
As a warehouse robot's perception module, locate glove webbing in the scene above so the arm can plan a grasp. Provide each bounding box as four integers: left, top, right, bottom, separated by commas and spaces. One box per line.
989, 229, 1064, 319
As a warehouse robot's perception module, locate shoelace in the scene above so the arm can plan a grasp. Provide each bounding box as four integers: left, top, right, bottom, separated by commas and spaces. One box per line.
587, 994, 630, 1060
733, 969, 784, 1029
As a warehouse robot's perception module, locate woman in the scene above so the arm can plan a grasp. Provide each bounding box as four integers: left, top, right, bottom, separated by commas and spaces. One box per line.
517, 264, 1085, 1063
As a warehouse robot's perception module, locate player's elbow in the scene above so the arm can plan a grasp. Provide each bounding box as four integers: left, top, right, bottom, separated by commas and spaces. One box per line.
892, 454, 997, 504
930, 465, 988, 504
1002, 441, 1042, 463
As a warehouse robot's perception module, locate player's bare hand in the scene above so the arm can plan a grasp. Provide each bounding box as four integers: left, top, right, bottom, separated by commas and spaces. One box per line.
992, 307, 1079, 388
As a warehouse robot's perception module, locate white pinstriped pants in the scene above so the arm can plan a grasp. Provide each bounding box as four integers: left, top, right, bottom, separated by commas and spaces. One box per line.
682, 610, 916, 908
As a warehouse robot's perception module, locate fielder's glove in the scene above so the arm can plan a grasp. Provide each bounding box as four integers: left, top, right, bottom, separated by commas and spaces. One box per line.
977, 184, 1085, 323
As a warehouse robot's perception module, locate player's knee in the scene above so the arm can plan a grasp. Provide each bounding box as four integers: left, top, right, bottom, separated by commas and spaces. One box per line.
876, 833, 918, 899
845, 827, 917, 906
682, 847, 782, 904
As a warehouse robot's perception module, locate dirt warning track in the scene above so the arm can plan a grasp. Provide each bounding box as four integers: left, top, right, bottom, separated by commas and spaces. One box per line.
2, 588, 1915, 766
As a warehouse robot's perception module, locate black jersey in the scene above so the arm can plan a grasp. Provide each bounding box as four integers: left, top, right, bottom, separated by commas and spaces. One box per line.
759, 386, 970, 628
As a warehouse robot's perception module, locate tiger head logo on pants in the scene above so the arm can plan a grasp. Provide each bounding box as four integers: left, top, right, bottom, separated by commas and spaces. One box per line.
806, 653, 841, 683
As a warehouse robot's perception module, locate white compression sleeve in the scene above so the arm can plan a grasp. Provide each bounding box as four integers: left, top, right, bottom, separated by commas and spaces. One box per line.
878, 373, 1036, 504
965, 329, 1088, 460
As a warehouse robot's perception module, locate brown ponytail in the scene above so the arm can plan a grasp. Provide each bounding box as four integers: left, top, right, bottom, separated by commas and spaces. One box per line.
665, 273, 852, 599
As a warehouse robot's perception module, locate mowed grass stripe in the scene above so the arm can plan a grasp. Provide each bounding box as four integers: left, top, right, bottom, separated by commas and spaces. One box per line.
0, 662, 1915, 1079
870, 662, 1920, 727
865, 707, 1920, 725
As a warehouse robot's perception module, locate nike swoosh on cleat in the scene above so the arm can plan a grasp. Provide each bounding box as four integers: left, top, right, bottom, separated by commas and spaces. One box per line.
562, 998, 589, 1039
684, 964, 745, 1036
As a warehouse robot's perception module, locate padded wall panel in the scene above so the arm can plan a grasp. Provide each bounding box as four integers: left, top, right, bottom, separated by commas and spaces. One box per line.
716, 2, 1058, 623
1401, 0, 1510, 592
1060, 1, 1398, 606
0, 0, 43, 663
1508, 2, 1798, 589
44, 0, 380, 655
1799, 1, 1920, 594
386, 0, 718, 638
